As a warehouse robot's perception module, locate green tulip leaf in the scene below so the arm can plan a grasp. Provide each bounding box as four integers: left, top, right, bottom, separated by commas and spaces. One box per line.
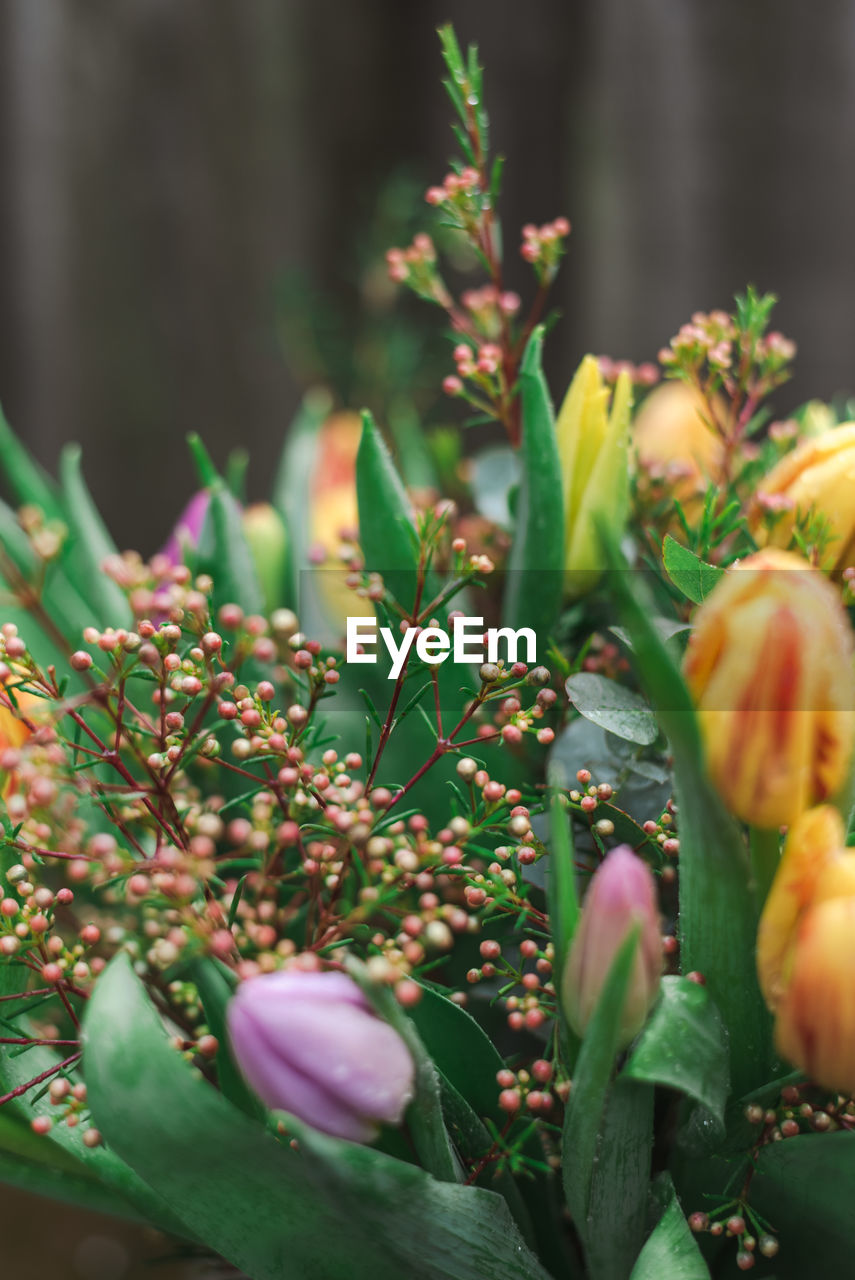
406, 983, 507, 1125
0, 496, 103, 650
84, 953, 553, 1280
749, 1131, 855, 1279
0, 958, 186, 1234
623, 977, 729, 1132
196, 478, 264, 619
271, 388, 332, 617
190, 957, 264, 1121
546, 784, 579, 982
356, 409, 420, 609
59, 445, 132, 628
565, 671, 660, 746
630, 1174, 710, 1280
662, 536, 724, 606
502, 327, 564, 645
562, 928, 644, 1249
584, 1077, 654, 1280
0, 401, 63, 521
347, 961, 461, 1184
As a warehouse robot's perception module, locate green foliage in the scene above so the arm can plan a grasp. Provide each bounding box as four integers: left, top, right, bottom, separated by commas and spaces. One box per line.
562, 929, 645, 1265
356, 409, 419, 606
565, 672, 660, 747
84, 954, 552, 1280
662, 536, 725, 606
629, 1176, 709, 1280
624, 978, 729, 1132
502, 328, 564, 642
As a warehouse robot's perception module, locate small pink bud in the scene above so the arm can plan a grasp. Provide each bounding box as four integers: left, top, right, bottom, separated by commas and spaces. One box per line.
561, 846, 662, 1047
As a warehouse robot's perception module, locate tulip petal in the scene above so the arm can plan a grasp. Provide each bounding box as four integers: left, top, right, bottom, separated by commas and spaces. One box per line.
226, 998, 377, 1142
238, 1000, 415, 1126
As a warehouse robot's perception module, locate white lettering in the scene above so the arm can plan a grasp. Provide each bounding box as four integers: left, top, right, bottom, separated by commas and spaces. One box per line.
453, 616, 485, 663
486, 626, 537, 665
380, 626, 418, 679
416, 628, 451, 666
346, 617, 377, 663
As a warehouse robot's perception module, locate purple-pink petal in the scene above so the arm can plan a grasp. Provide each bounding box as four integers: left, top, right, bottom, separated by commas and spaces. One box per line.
161, 491, 211, 566
226, 970, 416, 1141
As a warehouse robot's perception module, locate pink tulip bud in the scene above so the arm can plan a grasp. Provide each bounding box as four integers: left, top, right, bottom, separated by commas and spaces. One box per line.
227, 969, 416, 1142
161, 491, 211, 567
561, 846, 662, 1047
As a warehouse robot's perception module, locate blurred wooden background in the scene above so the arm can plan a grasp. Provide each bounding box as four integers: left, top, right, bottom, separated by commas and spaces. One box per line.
3, 1, 855, 552
0, 1, 854, 1274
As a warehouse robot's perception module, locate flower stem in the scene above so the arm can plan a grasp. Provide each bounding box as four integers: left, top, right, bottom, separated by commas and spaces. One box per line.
749, 826, 782, 915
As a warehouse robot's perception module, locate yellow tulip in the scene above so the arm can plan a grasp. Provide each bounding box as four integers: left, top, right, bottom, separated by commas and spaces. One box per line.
556, 356, 632, 597
773, 893, 855, 1093
757, 805, 855, 1091
751, 423, 855, 572
756, 805, 843, 1011
633, 381, 725, 513
683, 549, 855, 828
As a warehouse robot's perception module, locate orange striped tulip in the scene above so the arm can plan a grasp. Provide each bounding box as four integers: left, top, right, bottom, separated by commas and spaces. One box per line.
683, 549, 855, 828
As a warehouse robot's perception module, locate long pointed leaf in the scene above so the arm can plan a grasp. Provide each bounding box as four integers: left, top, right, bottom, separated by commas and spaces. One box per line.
502, 328, 564, 645
60, 445, 131, 627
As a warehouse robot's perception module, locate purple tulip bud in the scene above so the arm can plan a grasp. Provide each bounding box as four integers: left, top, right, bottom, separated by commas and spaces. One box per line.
226, 969, 416, 1142
561, 845, 662, 1048
161, 491, 211, 566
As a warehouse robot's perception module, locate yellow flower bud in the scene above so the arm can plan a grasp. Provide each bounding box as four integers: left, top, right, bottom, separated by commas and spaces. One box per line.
774, 895, 855, 1094
758, 805, 855, 1091
756, 805, 844, 1011
633, 381, 725, 514
683, 549, 855, 828
556, 356, 632, 598
751, 423, 855, 572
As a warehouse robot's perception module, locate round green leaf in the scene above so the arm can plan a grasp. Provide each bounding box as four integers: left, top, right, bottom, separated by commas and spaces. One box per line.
565, 672, 659, 745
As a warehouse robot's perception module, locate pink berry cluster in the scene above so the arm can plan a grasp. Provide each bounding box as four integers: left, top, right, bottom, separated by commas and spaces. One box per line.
519, 218, 571, 283
597, 356, 659, 388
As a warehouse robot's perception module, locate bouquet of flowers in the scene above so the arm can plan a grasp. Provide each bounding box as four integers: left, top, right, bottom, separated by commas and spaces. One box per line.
1, 26, 853, 1280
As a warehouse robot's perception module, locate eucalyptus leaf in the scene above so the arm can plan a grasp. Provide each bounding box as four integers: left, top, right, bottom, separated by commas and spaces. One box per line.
566, 672, 659, 746
470, 445, 519, 529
